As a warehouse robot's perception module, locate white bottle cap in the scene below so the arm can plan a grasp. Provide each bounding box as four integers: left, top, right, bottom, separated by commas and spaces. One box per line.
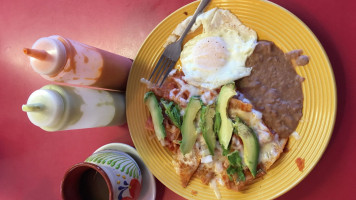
28, 37, 67, 76
22, 89, 65, 128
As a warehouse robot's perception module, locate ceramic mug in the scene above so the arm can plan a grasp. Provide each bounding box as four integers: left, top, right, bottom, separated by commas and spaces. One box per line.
61, 149, 142, 200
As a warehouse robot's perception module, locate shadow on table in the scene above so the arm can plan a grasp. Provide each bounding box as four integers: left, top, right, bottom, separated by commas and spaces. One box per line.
155, 178, 167, 200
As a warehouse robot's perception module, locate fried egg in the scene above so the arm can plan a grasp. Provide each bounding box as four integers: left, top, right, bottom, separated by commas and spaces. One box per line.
180, 8, 257, 89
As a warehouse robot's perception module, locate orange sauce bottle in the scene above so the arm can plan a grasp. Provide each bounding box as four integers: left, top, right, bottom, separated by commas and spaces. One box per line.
24, 35, 132, 91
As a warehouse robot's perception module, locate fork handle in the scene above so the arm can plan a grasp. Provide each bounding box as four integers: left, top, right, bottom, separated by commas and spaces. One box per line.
177, 0, 211, 43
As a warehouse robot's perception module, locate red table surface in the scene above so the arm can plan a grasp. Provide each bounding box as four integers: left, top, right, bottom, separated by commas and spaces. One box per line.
1, 0, 355, 199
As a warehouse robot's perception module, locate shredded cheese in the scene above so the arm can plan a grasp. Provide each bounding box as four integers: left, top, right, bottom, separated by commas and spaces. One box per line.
201, 155, 213, 164
291, 131, 301, 140
210, 178, 221, 199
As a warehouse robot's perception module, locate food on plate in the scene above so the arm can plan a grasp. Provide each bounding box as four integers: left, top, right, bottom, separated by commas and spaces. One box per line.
233, 116, 259, 177
142, 7, 309, 198
179, 8, 257, 89
144, 92, 166, 140
200, 104, 216, 155
239, 41, 308, 138
180, 97, 202, 154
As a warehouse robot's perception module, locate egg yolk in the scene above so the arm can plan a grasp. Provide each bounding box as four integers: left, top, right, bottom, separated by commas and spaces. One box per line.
191, 36, 229, 70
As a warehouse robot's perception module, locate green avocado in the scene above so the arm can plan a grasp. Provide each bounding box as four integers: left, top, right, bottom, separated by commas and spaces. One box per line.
144, 92, 166, 140
200, 105, 216, 155
215, 83, 236, 150
234, 117, 260, 177
180, 97, 202, 155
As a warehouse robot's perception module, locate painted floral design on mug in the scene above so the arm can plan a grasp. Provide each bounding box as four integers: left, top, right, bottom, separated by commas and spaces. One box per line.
85, 150, 142, 200
119, 178, 141, 200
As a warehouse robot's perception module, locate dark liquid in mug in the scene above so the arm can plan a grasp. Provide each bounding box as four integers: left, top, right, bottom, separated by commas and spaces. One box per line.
79, 169, 109, 200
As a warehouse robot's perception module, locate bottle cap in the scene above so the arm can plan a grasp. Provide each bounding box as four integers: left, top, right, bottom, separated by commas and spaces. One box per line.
22, 89, 64, 128
26, 37, 67, 76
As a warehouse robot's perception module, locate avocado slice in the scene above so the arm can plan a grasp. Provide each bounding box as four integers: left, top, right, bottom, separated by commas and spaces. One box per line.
215, 83, 236, 150
200, 105, 216, 155
180, 97, 202, 155
144, 92, 166, 140
234, 117, 260, 177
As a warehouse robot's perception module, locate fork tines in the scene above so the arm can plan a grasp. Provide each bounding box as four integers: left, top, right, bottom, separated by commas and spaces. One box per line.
148, 56, 176, 87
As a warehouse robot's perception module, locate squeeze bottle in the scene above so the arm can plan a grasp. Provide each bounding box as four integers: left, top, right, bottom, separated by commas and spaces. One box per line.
22, 84, 126, 131
23, 35, 132, 91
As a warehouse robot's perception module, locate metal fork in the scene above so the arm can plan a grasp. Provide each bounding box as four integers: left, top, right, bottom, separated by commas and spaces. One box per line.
148, 0, 211, 86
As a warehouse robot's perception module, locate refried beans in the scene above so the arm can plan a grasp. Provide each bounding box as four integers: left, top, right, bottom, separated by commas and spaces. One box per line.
238, 41, 308, 138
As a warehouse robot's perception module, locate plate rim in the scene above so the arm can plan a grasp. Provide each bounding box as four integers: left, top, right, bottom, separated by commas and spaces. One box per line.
126, 0, 337, 199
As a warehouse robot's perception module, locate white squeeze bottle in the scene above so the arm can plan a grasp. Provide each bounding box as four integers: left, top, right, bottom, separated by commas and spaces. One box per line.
23, 35, 132, 91
22, 84, 126, 131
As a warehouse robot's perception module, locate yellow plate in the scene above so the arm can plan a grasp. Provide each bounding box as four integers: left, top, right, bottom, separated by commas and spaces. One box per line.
127, 0, 336, 199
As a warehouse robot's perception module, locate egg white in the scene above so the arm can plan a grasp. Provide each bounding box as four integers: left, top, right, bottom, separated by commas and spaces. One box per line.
180, 8, 257, 90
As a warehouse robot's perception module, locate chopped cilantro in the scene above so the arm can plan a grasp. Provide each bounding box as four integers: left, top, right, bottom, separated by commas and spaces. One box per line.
226, 150, 245, 181
227, 151, 242, 166
226, 165, 237, 181
161, 99, 182, 129
222, 145, 230, 156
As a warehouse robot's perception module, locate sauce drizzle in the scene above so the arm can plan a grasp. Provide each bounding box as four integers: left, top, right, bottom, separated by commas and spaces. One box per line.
296, 157, 305, 171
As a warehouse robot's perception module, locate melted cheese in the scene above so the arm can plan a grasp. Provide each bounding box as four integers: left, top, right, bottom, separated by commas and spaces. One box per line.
173, 150, 197, 172
201, 155, 213, 163
169, 77, 218, 106
228, 99, 286, 166
260, 141, 279, 163
229, 102, 273, 145
291, 131, 301, 140
145, 70, 287, 194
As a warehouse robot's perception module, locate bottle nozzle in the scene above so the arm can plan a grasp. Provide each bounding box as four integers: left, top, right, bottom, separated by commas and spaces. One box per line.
23, 48, 48, 60
22, 103, 44, 112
